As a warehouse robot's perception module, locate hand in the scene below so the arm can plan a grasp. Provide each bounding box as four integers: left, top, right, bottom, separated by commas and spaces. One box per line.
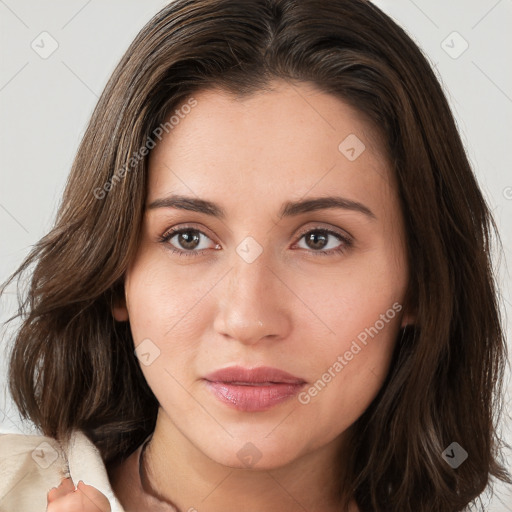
47, 477, 111, 511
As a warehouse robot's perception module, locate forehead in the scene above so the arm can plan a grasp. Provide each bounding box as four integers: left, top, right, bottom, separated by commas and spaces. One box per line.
147, 81, 394, 210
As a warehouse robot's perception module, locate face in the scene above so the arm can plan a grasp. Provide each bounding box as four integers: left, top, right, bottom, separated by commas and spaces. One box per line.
114, 80, 413, 470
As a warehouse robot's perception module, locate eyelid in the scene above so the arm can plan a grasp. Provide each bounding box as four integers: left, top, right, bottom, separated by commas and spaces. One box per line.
294, 223, 352, 240
161, 222, 217, 241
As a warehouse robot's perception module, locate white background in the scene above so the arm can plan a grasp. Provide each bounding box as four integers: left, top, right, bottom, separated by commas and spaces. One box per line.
0, 0, 511, 510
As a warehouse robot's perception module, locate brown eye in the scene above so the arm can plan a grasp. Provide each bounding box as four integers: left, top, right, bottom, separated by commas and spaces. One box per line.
159, 226, 219, 256
173, 229, 201, 250
295, 228, 352, 256
304, 230, 329, 250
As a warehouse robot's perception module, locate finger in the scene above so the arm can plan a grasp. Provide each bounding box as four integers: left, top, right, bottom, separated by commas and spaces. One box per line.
47, 477, 75, 503
76, 481, 112, 512
46, 490, 84, 512
46, 483, 111, 512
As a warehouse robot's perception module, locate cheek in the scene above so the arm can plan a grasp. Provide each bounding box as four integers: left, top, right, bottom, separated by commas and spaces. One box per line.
295, 300, 402, 441
290, 251, 405, 427
298, 248, 405, 346
124, 255, 214, 411
124, 251, 212, 346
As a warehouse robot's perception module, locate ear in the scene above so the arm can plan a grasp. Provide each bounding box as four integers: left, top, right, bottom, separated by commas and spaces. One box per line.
400, 306, 416, 329
400, 314, 414, 329
112, 295, 129, 322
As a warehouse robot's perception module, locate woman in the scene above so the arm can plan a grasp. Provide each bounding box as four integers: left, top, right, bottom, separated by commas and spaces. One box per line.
0, 0, 510, 511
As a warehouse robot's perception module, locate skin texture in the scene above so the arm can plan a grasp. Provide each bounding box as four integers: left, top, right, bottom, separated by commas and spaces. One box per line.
113, 80, 414, 512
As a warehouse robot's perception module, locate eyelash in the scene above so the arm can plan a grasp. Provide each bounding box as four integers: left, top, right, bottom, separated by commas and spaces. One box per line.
158, 225, 353, 258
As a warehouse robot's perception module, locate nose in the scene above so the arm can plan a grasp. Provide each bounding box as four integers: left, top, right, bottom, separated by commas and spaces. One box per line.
213, 249, 292, 346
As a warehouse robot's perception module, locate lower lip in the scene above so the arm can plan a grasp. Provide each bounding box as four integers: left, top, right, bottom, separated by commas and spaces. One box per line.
204, 381, 305, 412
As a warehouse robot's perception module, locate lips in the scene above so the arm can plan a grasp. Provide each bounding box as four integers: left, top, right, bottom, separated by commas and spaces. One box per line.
204, 365, 306, 385
203, 366, 306, 412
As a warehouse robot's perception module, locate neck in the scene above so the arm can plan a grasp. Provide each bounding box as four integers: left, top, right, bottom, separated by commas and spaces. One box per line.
141, 408, 357, 512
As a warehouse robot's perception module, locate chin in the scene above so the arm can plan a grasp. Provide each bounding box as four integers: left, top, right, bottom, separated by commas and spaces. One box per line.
203, 438, 304, 471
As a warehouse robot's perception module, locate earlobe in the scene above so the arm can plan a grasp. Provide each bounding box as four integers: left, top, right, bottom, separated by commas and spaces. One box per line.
113, 306, 129, 322
112, 296, 129, 322
400, 310, 416, 329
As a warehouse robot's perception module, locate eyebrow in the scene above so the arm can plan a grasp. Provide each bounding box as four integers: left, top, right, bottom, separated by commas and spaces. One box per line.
147, 194, 376, 220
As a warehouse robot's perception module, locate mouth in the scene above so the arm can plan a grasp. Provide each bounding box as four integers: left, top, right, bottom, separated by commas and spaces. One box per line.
202, 365, 307, 412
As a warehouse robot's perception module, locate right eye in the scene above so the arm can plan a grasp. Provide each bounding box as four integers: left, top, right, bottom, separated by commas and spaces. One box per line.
159, 226, 220, 256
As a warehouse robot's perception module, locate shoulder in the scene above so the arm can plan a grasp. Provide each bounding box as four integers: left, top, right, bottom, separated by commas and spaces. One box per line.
0, 431, 67, 512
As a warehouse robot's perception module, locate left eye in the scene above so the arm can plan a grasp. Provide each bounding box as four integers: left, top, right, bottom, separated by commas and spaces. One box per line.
294, 229, 352, 255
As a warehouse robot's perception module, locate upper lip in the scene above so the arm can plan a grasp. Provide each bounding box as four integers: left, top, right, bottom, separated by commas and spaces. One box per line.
203, 365, 306, 385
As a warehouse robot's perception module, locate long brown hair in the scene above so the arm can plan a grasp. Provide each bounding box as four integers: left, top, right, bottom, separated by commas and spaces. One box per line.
1, 0, 510, 510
